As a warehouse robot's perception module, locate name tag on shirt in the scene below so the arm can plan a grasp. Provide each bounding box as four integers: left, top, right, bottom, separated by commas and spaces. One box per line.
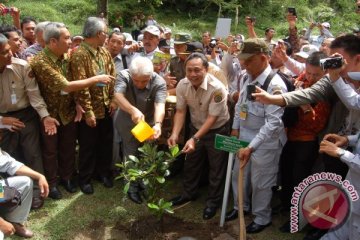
11, 93, 17, 105
0, 183, 4, 200
240, 104, 248, 120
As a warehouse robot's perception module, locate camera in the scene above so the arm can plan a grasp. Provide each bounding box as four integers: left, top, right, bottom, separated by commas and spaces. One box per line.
288, 7, 297, 16
320, 57, 343, 70
137, 46, 144, 53
247, 16, 256, 23
2, 7, 12, 14
209, 37, 218, 48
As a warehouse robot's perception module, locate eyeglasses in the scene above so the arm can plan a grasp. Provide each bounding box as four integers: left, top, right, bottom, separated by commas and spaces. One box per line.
99, 30, 109, 36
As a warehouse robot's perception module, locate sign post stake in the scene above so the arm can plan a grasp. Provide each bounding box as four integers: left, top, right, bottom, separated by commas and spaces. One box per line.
215, 134, 249, 230
219, 152, 234, 227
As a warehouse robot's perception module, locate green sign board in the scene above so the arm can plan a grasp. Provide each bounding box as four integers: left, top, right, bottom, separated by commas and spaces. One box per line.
214, 134, 249, 153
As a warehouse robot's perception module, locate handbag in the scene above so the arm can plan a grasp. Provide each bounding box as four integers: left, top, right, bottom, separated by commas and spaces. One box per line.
0, 179, 22, 212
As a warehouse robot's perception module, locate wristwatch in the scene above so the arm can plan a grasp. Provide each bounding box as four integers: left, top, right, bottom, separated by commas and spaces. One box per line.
336, 148, 346, 158
191, 136, 200, 143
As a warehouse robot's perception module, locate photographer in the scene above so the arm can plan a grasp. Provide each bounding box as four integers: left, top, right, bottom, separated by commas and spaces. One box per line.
319, 131, 360, 240
244, 16, 276, 45
0, 4, 20, 30
252, 34, 360, 239
209, 37, 225, 66
304, 22, 334, 48
220, 38, 242, 103
132, 25, 160, 60
286, 11, 300, 54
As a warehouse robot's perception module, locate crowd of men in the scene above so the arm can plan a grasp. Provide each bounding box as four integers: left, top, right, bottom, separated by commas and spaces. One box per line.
1, 2, 360, 240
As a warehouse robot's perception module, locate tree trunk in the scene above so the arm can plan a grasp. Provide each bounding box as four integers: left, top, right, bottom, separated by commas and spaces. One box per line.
235, 6, 239, 31
97, 0, 108, 18
218, 4, 222, 17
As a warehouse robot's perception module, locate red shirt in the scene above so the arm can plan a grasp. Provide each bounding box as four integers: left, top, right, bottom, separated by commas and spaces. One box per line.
287, 73, 331, 141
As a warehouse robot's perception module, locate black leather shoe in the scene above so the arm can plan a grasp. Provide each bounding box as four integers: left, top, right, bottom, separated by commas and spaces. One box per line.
170, 195, 192, 206
303, 228, 328, 240
279, 220, 290, 233
246, 221, 271, 234
99, 176, 113, 188
80, 183, 94, 194
31, 197, 44, 210
127, 192, 143, 204
49, 186, 63, 199
60, 179, 77, 193
203, 207, 217, 220
225, 209, 238, 222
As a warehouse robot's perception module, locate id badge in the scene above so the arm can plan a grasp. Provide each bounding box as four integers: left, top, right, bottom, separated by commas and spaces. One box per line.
239, 104, 248, 120
0, 183, 4, 199
11, 93, 17, 104
96, 69, 106, 87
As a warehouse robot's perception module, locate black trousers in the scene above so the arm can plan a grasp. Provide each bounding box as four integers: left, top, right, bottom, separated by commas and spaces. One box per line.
280, 140, 319, 210
40, 121, 77, 187
322, 153, 349, 179
0, 107, 44, 197
78, 113, 113, 184
182, 123, 229, 208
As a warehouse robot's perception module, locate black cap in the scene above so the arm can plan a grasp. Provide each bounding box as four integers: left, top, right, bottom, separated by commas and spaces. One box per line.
184, 41, 203, 54
158, 39, 170, 49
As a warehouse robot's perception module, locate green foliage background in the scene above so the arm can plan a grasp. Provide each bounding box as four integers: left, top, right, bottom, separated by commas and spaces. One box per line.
0, 0, 359, 40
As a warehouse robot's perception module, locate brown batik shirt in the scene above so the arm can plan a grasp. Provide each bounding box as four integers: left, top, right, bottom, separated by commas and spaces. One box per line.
69, 42, 115, 119
30, 47, 75, 125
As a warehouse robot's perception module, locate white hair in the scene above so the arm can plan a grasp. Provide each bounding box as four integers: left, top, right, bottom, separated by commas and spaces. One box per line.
82, 17, 106, 38
0, 33, 8, 45
44, 22, 67, 44
35, 21, 50, 35
129, 57, 153, 77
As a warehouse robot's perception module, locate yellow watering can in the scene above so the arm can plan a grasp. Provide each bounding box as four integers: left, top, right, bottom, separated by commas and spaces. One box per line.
131, 120, 155, 142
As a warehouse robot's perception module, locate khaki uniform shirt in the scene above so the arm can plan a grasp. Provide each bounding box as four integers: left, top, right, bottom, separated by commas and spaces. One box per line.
30, 47, 76, 125
0, 57, 49, 118
176, 74, 229, 129
70, 42, 115, 119
169, 56, 185, 82
208, 62, 228, 89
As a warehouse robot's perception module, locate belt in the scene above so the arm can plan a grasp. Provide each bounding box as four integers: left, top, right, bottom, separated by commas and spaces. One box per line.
3, 106, 33, 115
191, 121, 229, 134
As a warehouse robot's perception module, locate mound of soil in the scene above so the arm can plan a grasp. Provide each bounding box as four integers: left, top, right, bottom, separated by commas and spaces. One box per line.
115, 214, 229, 240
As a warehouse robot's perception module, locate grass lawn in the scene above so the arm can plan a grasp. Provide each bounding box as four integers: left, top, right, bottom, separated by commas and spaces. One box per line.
7, 172, 308, 240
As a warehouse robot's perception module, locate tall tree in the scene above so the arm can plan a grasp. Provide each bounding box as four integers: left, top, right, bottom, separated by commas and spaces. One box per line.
223, 1, 242, 31
212, 0, 224, 17
97, 0, 108, 18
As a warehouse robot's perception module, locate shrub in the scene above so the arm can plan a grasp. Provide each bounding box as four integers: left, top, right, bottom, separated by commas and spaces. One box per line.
117, 143, 181, 221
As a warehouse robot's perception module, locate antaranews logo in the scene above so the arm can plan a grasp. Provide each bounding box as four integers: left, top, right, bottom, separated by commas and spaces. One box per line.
290, 172, 359, 233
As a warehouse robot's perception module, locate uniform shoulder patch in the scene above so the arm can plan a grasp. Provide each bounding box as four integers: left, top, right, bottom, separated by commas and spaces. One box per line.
271, 85, 283, 95
213, 90, 223, 103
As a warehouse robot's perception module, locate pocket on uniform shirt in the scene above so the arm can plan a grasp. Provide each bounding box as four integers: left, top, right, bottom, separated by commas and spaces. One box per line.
200, 102, 208, 112
186, 98, 198, 111
249, 102, 265, 117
